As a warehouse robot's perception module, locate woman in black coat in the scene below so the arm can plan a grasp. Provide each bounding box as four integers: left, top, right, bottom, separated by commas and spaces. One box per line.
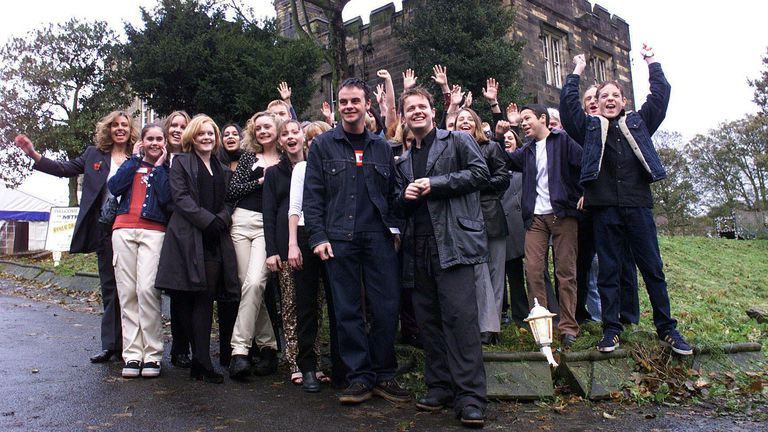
155, 115, 240, 383
15, 111, 137, 363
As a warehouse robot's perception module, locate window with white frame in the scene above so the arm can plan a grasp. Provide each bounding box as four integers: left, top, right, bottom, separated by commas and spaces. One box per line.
542, 32, 564, 88
590, 55, 610, 84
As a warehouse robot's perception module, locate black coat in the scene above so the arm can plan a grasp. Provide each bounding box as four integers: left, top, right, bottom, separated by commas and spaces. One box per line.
155, 153, 240, 301
263, 156, 292, 260
478, 139, 510, 238
501, 171, 525, 259
33, 146, 114, 253
394, 128, 490, 271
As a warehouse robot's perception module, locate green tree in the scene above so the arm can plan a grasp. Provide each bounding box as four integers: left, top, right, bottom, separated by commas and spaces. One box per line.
0, 19, 132, 202
748, 47, 768, 114
124, 0, 321, 125
687, 115, 768, 212
395, 0, 524, 120
651, 131, 698, 234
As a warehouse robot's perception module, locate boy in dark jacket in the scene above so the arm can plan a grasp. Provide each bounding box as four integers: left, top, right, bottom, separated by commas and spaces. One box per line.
558, 45, 692, 355
506, 104, 583, 347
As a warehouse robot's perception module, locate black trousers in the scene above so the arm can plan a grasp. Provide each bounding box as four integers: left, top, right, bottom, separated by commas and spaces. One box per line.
217, 300, 239, 366
169, 297, 191, 357
294, 228, 342, 378
96, 224, 121, 352
503, 256, 528, 327
412, 235, 487, 415
174, 261, 220, 370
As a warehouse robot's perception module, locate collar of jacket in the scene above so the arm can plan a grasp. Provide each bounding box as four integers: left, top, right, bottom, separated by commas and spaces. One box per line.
331, 123, 375, 147
595, 111, 652, 175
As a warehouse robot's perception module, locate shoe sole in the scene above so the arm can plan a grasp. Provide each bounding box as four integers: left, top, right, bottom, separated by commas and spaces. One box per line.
415, 402, 444, 412
122, 370, 141, 378
339, 391, 372, 405
597, 343, 618, 353
372, 387, 411, 403
141, 370, 160, 378
460, 418, 485, 428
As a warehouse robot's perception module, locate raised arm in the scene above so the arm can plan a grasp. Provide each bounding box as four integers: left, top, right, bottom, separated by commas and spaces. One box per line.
15, 134, 87, 177
636, 43, 671, 135
559, 54, 590, 145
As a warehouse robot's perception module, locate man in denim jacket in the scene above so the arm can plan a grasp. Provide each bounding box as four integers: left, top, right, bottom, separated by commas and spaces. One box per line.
303, 78, 408, 405
559, 45, 693, 355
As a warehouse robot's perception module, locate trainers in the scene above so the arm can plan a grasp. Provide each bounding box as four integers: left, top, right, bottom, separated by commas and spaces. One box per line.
597, 332, 620, 353
660, 331, 693, 355
372, 379, 411, 403
338, 382, 373, 405
122, 360, 142, 378
141, 361, 161, 378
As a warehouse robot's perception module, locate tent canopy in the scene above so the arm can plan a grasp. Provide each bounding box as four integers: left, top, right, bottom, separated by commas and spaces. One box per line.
0, 186, 53, 221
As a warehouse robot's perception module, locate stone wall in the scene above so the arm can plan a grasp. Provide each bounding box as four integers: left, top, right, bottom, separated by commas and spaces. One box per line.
274, 0, 634, 119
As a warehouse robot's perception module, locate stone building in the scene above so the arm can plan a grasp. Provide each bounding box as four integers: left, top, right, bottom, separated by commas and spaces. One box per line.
274, 0, 634, 117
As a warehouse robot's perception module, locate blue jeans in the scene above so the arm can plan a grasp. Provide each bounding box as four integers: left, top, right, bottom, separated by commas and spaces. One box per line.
324, 231, 400, 387
592, 207, 677, 336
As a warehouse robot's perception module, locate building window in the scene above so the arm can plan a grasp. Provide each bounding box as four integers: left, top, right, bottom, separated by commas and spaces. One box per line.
590, 55, 610, 84
542, 32, 564, 88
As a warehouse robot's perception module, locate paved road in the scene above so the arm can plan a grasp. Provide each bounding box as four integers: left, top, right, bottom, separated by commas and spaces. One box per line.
0, 277, 763, 431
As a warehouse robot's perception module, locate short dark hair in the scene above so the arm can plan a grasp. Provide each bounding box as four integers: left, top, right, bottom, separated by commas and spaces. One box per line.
596, 80, 625, 99
339, 77, 371, 102
398, 86, 434, 116
519, 104, 549, 126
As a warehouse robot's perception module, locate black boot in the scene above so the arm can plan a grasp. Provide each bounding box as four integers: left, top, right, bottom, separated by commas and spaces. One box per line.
228, 355, 252, 380
253, 347, 278, 376
190, 359, 224, 384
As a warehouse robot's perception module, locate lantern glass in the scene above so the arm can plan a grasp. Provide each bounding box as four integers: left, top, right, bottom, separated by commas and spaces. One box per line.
528, 316, 553, 345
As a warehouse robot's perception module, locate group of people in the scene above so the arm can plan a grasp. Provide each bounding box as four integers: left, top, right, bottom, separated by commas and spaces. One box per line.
14, 43, 692, 428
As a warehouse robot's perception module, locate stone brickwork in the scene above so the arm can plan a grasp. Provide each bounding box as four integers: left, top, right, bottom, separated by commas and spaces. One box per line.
274, 0, 634, 118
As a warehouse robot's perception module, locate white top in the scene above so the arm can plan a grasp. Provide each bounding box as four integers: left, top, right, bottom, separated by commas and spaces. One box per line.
533, 138, 553, 215
288, 161, 306, 226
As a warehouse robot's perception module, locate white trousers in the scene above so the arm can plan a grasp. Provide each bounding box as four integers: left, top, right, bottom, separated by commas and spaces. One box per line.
112, 228, 165, 363
229, 208, 276, 356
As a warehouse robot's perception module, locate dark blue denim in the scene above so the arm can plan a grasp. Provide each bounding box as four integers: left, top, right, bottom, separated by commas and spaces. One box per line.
592, 207, 677, 335
324, 231, 400, 387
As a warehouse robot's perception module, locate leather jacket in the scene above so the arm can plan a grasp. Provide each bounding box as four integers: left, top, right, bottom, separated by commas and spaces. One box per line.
394, 128, 491, 270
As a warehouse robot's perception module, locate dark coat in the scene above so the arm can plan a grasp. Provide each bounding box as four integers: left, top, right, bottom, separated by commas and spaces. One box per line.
263, 156, 292, 260
506, 129, 583, 229
155, 153, 240, 301
478, 139, 510, 238
394, 128, 490, 271
33, 146, 115, 253
501, 171, 525, 259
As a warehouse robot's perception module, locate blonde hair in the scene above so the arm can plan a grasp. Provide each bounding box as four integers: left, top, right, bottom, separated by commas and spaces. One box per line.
242, 111, 279, 153
181, 115, 221, 153
267, 99, 290, 110
303, 121, 331, 144
94, 111, 137, 155
456, 108, 489, 144
163, 110, 190, 134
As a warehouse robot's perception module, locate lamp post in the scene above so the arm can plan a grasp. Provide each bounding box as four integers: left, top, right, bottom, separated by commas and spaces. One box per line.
524, 298, 558, 367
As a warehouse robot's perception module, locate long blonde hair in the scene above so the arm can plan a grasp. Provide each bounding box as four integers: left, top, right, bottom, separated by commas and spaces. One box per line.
94, 111, 137, 155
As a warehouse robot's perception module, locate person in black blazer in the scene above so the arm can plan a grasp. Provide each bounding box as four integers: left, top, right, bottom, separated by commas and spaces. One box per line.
15, 111, 137, 363
155, 115, 240, 383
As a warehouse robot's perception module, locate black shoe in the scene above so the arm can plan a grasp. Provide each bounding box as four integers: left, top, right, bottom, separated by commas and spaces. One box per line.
228, 355, 252, 380
253, 347, 278, 376
659, 330, 693, 356
190, 359, 224, 384
560, 334, 576, 350
171, 353, 192, 368
121, 360, 142, 378
338, 382, 373, 405
459, 405, 485, 428
416, 395, 451, 412
302, 370, 321, 393
372, 379, 411, 403
501, 311, 512, 326
480, 332, 498, 345
597, 332, 620, 353
90, 349, 116, 363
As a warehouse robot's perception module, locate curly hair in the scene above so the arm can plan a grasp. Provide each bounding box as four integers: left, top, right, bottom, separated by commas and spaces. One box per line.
94, 111, 137, 155
241, 111, 279, 154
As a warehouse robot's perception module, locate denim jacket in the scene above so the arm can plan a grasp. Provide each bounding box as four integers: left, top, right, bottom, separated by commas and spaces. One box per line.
559, 62, 671, 185
108, 155, 172, 225
303, 125, 400, 248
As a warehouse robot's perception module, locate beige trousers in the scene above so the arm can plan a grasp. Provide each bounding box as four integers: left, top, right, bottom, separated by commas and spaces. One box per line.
229, 208, 277, 356
112, 228, 165, 363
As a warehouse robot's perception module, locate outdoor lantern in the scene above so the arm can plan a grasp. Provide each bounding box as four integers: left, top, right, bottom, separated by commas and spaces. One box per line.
524, 298, 558, 367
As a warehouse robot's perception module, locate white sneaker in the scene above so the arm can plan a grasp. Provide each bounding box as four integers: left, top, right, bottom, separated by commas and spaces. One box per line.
141, 361, 161, 378
122, 360, 142, 378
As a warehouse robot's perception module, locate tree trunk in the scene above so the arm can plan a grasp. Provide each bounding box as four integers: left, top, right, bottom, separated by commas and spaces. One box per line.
68, 177, 79, 207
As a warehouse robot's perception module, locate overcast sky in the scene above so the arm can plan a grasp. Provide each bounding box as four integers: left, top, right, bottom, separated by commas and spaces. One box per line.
2, 0, 766, 201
